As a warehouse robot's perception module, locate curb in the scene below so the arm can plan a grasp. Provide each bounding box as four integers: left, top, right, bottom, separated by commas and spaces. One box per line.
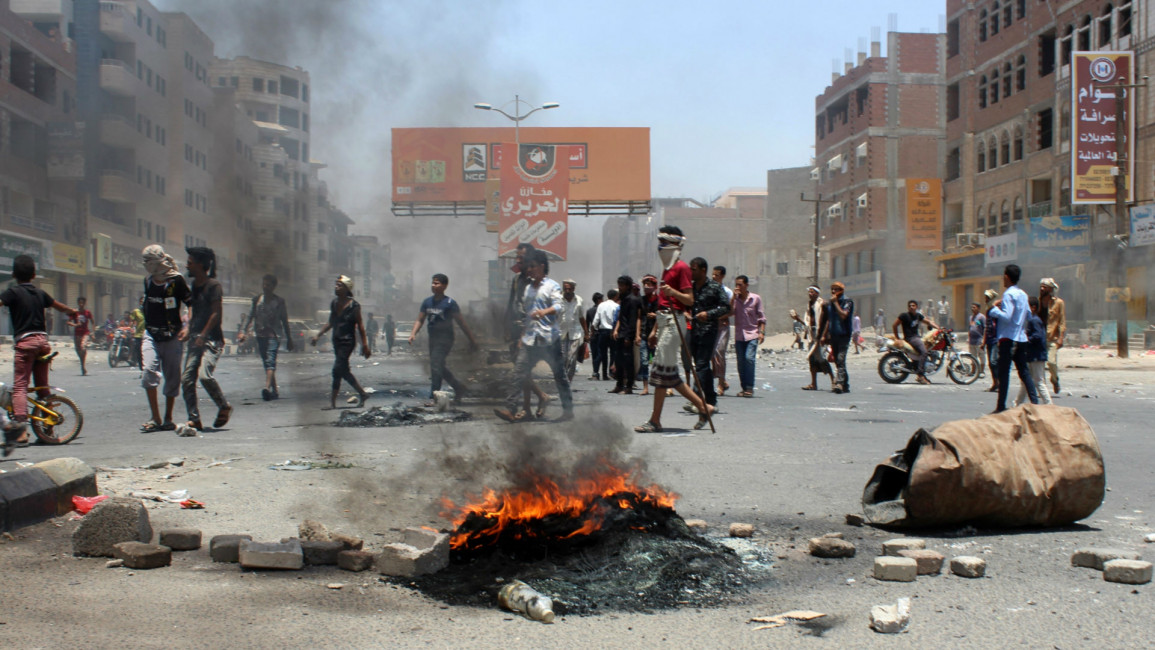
0, 458, 97, 531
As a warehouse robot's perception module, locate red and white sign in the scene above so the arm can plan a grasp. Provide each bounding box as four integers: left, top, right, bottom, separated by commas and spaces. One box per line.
498, 143, 570, 260
1071, 51, 1134, 204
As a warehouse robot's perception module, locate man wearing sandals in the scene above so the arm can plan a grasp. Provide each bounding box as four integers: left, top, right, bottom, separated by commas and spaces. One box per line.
687, 257, 731, 420
494, 250, 574, 422
139, 245, 191, 433
0, 255, 78, 455
409, 273, 477, 405
316, 275, 373, 409
635, 226, 714, 433
731, 275, 765, 397
181, 247, 232, 431
795, 286, 835, 392
821, 282, 855, 394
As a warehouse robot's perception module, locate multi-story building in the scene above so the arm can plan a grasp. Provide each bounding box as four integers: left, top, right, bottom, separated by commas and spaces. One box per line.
1, 0, 84, 335
940, 0, 1151, 333
760, 166, 819, 332
815, 32, 946, 325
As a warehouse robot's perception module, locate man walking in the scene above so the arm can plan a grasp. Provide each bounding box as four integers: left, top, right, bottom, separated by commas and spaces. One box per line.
893, 299, 938, 385
795, 286, 834, 391
1014, 296, 1052, 406
711, 265, 733, 395
313, 275, 372, 409
408, 273, 478, 404
611, 276, 642, 394
181, 248, 232, 430
638, 275, 659, 396
937, 295, 951, 328
139, 245, 189, 432
238, 273, 293, 401
365, 313, 379, 354
494, 250, 574, 422
585, 292, 603, 379
731, 274, 764, 397
1039, 278, 1065, 396
559, 279, 587, 382
66, 296, 93, 376
590, 289, 619, 381
685, 258, 730, 426
873, 308, 886, 336
383, 314, 396, 355
821, 282, 855, 394
988, 264, 1039, 413
968, 302, 986, 378
851, 312, 863, 354
635, 226, 714, 433
983, 289, 1000, 392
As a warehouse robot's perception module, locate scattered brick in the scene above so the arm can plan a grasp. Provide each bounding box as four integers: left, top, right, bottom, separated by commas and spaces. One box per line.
301, 539, 344, 565
898, 549, 944, 575
1103, 559, 1153, 585
1071, 548, 1141, 570
338, 550, 376, 572
729, 523, 755, 538
950, 555, 986, 578
113, 542, 172, 569
809, 537, 856, 558
881, 538, 926, 556
239, 539, 304, 570
209, 534, 253, 563
874, 556, 918, 582
158, 528, 202, 551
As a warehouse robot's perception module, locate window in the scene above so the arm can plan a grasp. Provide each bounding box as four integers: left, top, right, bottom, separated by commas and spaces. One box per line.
1078, 15, 1091, 50
1003, 1, 1012, 27
1016, 55, 1026, 90
1000, 201, 1011, 234
1013, 126, 1024, 160
1037, 108, 1053, 149
979, 9, 988, 41
268, 81, 278, 94
977, 141, 986, 173
1100, 5, 1113, 46
1061, 25, 1074, 67
947, 83, 960, 121
979, 76, 988, 109
947, 19, 960, 57
1002, 62, 1012, 97
218, 76, 226, 86
1120, 1, 1133, 37
776, 262, 789, 276
1039, 30, 1056, 76
990, 69, 1000, 103
231, 76, 239, 87
977, 206, 986, 233
991, 2, 1000, 35
1060, 104, 1071, 143
947, 147, 960, 181
988, 140, 998, 168
302, 113, 309, 132
253, 78, 264, 92
1000, 131, 1010, 164
988, 203, 997, 234
1016, 0, 1026, 20
1013, 196, 1024, 225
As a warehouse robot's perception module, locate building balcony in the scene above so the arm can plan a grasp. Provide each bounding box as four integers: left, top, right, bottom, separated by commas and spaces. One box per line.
99, 59, 137, 96
99, 169, 138, 204
10, 0, 69, 18
99, 113, 137, 148
1028, 201, 1052, 219
99, 2, 134, 43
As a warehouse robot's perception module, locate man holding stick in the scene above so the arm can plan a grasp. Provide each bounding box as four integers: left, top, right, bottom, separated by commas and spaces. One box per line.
634, 226, 714, 433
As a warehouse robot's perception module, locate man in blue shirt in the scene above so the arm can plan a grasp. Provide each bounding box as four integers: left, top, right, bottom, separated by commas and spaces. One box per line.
409, 273, 479, 404
987, 264, 1038, 413
821, 281, 855, 394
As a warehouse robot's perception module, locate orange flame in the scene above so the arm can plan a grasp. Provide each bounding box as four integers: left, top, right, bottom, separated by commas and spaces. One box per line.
440, 458, 678, 551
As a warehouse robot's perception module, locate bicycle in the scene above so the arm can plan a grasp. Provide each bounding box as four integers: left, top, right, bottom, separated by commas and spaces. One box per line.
0, 352, 84, 445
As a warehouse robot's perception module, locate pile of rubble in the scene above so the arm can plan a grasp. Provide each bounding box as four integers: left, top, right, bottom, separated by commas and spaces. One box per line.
71, 498, 449, 577
336, 403, 470, 428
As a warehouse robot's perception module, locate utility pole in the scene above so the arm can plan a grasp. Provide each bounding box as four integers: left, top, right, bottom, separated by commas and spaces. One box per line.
1106, 75, 1147, 358
800, 181, 832, 285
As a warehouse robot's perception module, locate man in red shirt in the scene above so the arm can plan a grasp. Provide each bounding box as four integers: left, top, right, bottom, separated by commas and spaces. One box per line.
66, 296, 94, 376
635, 226, 714, 433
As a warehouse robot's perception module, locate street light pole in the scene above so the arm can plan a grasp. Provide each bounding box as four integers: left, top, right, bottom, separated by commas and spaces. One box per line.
473, 95, 560, 148
1104, 75, 1147, 358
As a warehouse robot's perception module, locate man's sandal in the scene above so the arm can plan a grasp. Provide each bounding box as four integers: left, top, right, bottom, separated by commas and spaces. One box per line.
140, 420, 163, 433
634, 421, 663, 433
801, 385, 817, 391
213, 405, 233, 428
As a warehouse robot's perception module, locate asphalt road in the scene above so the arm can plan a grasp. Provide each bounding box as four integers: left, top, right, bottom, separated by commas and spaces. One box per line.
0, 341, 1151, 648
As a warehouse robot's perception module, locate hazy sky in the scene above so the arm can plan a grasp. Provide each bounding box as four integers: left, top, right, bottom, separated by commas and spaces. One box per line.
158, 0, 945, 215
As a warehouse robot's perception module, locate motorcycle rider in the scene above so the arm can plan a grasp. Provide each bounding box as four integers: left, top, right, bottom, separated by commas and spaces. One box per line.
893, 299, 938, 384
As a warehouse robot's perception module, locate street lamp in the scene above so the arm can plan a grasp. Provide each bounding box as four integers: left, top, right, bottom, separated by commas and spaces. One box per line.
473, 95, 559, 144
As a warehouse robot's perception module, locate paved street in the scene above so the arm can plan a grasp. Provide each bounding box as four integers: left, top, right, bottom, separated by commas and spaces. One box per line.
0, 339, 1152, 647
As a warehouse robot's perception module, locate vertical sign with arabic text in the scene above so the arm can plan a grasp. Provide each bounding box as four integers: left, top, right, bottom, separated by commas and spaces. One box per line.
498, 144, 570, 260
1072, 51, 1134, 204
905, 178, 942, 250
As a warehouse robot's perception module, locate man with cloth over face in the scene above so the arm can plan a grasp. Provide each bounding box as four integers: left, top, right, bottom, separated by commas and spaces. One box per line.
687, 257, 731, 428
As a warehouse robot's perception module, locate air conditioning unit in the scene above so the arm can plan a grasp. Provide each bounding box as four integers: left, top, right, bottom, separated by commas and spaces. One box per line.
827, 203, 842, 218
809, 167, 820, 181
97, 280, 111, 296
955, 233, 986, 247
857, 194, 868, 208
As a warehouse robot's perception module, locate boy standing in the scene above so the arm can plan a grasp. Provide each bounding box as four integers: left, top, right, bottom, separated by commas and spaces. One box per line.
66, 296, 93, 375
1015, 296, 1052, 406
181, 247, 232, 430
408, 273, 478, 404
0, 255, 77, 454
238, 274, 293, 401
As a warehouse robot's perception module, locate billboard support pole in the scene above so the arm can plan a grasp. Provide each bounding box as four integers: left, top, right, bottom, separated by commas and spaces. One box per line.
1113, 88, 1129, 358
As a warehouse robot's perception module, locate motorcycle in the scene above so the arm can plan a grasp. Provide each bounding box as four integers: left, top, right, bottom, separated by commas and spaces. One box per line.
108, 327, 135, 367
877, 328, 980, 385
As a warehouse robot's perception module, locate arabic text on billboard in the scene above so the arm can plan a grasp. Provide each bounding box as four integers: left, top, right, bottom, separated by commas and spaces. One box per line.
498, 144, 570, 260
905, 178, 942, 250
1130, 204, 1155, 247
1029, 216, 1091, 264
391, 127, 649, 204
1072, 51, 1134, 204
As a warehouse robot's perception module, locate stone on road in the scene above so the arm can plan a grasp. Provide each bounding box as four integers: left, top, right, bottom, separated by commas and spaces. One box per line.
158, 528, 202, 551
1103, 559, 1153, 585
897, 549, 944, 575
72, 497, 152, 557
809, 536, 856, 558
870, 597, 911, 634
113, 541, 172, 569
874, 556, 918, 582
1071, 548, 1141, 570
210, 534, 253, 563
882, 538, 926, 556
337, 550, 376, 572
950, 556, 987, 578
238, 539, 304, 570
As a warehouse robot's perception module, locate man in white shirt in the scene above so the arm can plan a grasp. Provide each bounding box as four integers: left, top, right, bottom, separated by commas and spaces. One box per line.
711, 265, 733, 394
988, 264, 1038, 413
590, 289, 620, 381
559, 279, 587, 382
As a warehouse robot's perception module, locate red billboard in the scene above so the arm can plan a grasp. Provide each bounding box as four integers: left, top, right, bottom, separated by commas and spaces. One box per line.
498, 144, 570, 260
391, 127, 649, 204
1072, 51, 1134, 204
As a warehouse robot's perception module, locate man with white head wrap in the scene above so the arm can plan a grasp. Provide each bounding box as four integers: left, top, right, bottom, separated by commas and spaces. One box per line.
1038, 278, 1065, 395
139, 245, 191, 432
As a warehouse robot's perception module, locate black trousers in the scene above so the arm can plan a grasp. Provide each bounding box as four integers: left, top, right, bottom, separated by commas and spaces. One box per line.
830, 335, 851, 390
429, 334, 464, 397
690, 332, 717, 407
593, 329, 613, 378
996, 338, 1037, 412
614, 336, 636, 389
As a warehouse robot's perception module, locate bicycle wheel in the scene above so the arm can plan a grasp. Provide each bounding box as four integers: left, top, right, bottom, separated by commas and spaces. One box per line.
31, 394, 84, 445
947, 353, 981, 385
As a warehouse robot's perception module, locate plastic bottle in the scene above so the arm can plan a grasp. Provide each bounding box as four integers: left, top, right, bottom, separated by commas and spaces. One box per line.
497, 579, 556, 623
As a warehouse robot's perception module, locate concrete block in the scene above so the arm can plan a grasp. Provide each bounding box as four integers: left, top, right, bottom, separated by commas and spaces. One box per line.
881, 538, 926, 556
238, 539, 304, 570
72, 497, 152, 557
301, 539, 344, 565
950, 555, 986, 578
728, 523, 755, 538
209, 534, 253, 563
870, 597, 911, 634
845, 513, 865, 526
330, 532, 364, 551
1103, 559, 1153, 585
158, 528, 202, 551
298, 519, 329, 541
32, 457, 97, 516
809, 537, 856, 558
0, 468, 58, 531
873, 556, 918, 582
683, 519, 709, 533
113, 541, 172, 569
897, 549, 945, 575
377, 529, 450, 577
1071, 548, 1141, 570
338, 550, 376, 572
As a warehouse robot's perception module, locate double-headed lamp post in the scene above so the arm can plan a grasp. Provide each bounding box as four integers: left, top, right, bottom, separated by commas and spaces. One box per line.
473, 95, 560, 145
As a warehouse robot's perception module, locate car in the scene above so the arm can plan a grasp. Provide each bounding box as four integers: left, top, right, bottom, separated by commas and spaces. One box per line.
287, 320, 327, 352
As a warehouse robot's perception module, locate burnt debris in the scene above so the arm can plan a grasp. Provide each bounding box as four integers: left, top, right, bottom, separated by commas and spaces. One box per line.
336, 404, 470, 428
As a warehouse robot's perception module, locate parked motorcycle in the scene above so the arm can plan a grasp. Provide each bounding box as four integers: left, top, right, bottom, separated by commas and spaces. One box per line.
878, 328, 980, 385
108, 327, 134, 367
